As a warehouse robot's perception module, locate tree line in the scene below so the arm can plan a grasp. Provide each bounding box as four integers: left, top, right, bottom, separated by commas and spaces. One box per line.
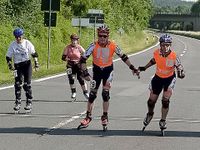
0, 0, 153, 76
153, 0, 200, 14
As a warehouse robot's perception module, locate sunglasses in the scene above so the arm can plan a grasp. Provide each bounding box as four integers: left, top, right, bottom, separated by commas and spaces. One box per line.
161, 43, 171, 47
71, 38, 79, 40
98, 35, 108, 38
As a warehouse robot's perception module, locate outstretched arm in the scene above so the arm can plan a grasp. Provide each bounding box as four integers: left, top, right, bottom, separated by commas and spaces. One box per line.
138, 58, 156, 71
115, 45, 139, 77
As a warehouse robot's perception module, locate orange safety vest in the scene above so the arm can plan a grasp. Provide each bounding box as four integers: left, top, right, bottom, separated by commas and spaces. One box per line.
92, 41, 116, 67
154, 49, 177, 78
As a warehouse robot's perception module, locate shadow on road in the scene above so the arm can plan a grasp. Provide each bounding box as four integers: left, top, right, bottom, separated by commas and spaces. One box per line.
0, 127, 199, 138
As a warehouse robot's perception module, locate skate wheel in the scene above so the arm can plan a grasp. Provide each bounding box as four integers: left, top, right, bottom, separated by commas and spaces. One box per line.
14, 110, 20, 114
71, 98, 76, 102
77, 125, 82, 130
25, 111, 31, 114
77, 124, 88, 130
142, 126, 146, 132
103, 125, 107, 131
161, 129, 165, 136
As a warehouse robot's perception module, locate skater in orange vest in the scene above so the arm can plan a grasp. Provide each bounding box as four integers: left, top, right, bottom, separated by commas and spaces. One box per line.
77, 25, 139, 130
139, 34, 185, 135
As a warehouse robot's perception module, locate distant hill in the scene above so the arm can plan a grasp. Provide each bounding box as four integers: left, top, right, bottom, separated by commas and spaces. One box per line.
153, 0, 195, 7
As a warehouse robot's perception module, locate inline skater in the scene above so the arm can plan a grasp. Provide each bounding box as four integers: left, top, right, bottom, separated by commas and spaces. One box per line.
6, 28, 39, 113
77, 25, 139, 131
62, 33, 89, 101
139, 34, 185, 136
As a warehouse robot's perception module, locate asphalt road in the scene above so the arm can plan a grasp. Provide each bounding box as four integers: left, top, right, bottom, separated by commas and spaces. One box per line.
0, 34, 200, 150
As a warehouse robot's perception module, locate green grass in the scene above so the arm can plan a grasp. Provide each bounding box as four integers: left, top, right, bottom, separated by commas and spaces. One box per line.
0, 30, 157, 86
167, 30, 200, 40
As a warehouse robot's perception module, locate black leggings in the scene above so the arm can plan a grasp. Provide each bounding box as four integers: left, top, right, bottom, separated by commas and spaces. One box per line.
14, 60, 32, 100
67, 62, 84, 86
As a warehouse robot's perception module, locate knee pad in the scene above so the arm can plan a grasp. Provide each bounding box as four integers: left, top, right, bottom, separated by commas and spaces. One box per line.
15, 82, 22, 90
14, 82, 22, 99
102, 89, 110, 102
88, 91, 97, 103
162, 97, 170, 109
147, 99, 156, 109
68, 75, 75, 84
23, 83, 31, 91
23, 83, 33, 99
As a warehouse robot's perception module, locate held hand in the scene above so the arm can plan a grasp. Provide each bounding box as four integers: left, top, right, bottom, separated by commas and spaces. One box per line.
132, 69, 140, 79
129, 64, 140, 79
80, 69, 91, 81
138, 66, 146, 72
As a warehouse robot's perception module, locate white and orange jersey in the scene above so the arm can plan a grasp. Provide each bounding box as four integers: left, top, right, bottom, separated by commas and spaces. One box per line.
83, 41, 123, 67
154, 49, 181, 78
62, 44, 85, 62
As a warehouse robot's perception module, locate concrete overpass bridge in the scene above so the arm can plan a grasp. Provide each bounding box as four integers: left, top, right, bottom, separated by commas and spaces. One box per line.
150, 13, 200, 31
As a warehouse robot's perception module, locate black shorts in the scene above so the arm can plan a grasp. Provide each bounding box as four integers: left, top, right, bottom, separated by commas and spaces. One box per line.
149, 74, 176, 95
93, 63, 114, 90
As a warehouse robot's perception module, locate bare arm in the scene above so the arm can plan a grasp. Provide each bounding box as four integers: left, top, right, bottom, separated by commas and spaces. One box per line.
138, 58, 156, 71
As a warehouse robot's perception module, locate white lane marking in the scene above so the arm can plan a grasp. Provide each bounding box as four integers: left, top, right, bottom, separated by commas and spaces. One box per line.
174, 36, 188, 57
0, 42, 159, 91
42, 111, 86, 135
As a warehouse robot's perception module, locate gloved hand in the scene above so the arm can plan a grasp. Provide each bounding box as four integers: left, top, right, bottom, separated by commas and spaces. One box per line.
129, 65, 140, 79
81, 69, 89, 77
8, 63, 14, 71
177, 70, 185, 79
34, 60, 39, 71
80, 69, 91, 81
138, 66, 146, 71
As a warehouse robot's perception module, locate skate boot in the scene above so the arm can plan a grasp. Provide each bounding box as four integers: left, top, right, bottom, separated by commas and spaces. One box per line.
101, 115, 108, 131
159, 119, 167, 136
71, 92, 76, 101
77, 116, 92, 130
13, 100, 21, 114
142, 112, 154, 131
83, 91, 89, 100
24, 100, 32, 113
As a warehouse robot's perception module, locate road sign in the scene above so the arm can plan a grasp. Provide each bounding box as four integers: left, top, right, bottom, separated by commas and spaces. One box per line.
44, 12, 57, 27
88, 9, 103, 14
72, 18, 90, 27
86, 9, 104, 24
41, 0, 60, 11
88, 14, 104, 24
